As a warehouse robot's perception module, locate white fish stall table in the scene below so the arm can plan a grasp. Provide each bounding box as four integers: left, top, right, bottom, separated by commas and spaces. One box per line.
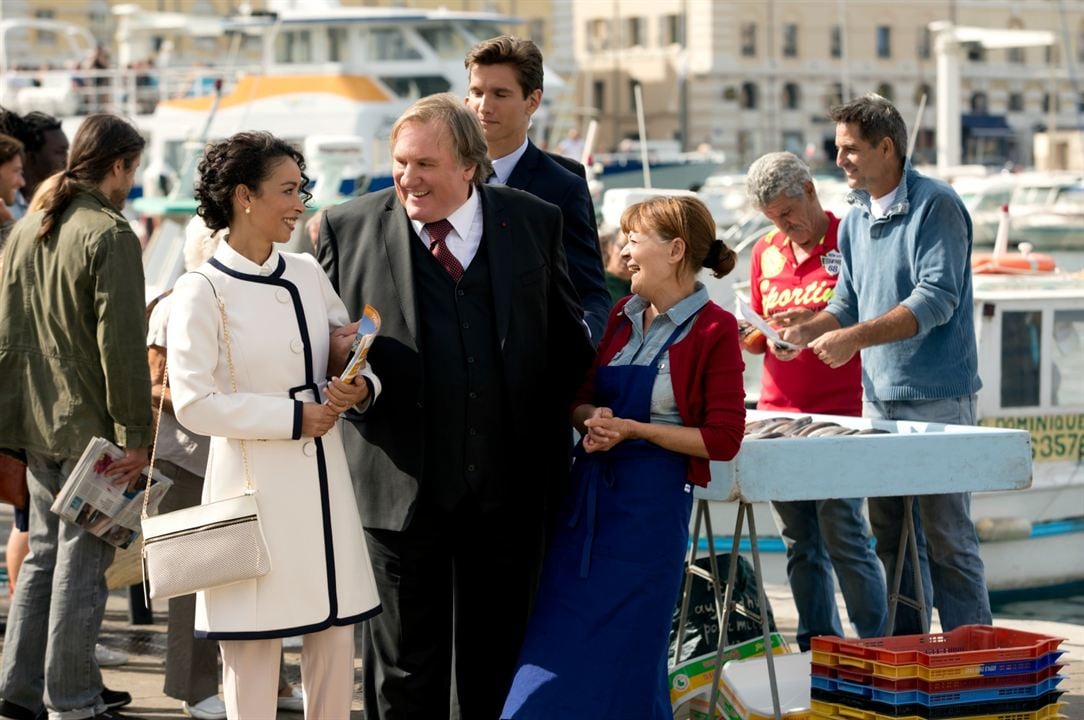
678, 410, 1033, 720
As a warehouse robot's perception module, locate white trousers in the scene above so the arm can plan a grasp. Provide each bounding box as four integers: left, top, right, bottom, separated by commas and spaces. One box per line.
219, 624, 355, 719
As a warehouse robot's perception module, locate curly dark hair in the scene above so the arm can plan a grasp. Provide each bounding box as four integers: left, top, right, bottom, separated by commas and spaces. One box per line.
0, 108, 60, 154
195, 131, 311, 231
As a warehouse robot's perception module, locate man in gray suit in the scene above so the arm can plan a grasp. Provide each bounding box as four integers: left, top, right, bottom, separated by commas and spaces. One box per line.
319, 93, 593, 719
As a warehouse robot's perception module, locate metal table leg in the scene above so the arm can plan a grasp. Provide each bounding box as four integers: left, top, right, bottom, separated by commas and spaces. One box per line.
747, 505, 783, 720
885, 495, 929, 635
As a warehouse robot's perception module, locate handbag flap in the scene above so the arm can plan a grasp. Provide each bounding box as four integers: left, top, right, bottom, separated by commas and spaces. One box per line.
142, 492, 259, 539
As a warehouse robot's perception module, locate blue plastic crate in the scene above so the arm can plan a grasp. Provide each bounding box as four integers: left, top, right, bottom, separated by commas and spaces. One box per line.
811, 673, 1064, 707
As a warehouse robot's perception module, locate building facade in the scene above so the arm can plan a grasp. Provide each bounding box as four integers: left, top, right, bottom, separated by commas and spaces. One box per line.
569, 0, 1084, 169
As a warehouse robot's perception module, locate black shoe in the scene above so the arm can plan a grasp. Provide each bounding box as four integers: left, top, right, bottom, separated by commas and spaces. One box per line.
0, 700, 38, 720
101, 688, 132, 710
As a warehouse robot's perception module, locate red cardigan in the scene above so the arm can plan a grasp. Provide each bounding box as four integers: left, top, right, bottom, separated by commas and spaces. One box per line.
574, 296, 746, 487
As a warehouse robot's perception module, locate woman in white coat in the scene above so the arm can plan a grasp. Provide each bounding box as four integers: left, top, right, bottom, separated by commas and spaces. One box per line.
167, 132, 381, 719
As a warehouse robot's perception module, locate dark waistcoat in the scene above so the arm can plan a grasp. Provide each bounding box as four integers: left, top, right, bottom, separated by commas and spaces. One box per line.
410, 230, 510, 511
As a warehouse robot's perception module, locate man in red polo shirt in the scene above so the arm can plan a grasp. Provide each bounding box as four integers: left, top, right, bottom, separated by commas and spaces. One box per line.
740, 151, 886, 650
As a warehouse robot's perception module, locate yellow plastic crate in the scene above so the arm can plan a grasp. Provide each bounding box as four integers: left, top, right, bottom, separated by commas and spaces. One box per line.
810, 698, 1065, 720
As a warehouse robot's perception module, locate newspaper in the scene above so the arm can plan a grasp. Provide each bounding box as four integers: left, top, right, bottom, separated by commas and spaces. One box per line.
736, 298, 800, 350
50, 437, 173, 549
341, 304, 381, 383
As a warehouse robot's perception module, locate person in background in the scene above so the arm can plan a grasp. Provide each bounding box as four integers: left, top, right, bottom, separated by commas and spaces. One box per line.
0, 134, 25, 248
780, 94, 989, 635
555, 127, 585, 162
502, 196, 745, 718
0, 113, 149, 720
599, 225, 632, 305
13, 112, 70, 216
463, 35, 610, 342
742, 151, 886, 650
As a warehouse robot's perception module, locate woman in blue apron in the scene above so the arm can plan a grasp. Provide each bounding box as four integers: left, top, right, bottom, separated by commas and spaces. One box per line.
502, 196, 747, 718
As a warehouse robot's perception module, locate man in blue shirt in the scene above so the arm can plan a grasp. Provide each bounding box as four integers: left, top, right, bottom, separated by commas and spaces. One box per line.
779, 94, 989, 635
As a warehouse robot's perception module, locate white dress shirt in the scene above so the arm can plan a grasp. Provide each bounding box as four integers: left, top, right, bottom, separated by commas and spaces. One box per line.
410, 186, 484, 270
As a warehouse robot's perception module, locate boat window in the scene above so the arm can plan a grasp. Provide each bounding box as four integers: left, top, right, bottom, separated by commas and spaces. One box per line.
328, 28, 348, 62
379, 76, 451, 100
1000, 311, 1042, 408
461, 21, 506, 44
418, 26, 469, 60
275, 30, 313, 63
1052, 310, 1084, 407
368, 29, 422, 61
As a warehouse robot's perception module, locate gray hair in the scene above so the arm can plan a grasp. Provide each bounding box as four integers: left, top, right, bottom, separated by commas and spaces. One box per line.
746, 152, 812, 209
389, 93, 493, 185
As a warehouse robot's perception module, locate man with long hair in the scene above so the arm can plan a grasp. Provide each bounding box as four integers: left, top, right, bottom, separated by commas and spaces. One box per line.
0, 114, 149, 720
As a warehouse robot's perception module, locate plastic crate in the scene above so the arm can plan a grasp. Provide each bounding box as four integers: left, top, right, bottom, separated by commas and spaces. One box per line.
811, 649, 1065, 681
810, 674, 1063, 707
810, 626, 1064, 669
811, 662, 1063, 693
809, 698, 1065, 720
809, 687, 1063, 719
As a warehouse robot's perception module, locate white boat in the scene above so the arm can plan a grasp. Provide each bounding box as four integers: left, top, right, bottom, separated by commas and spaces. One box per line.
705, 268, 1084, 600
591, 140, 725, 192
955, 172, 1083, 251
2, 2, 536, 200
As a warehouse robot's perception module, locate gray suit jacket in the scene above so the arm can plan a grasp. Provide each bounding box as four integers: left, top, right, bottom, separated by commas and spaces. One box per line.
318, 184, 594, 531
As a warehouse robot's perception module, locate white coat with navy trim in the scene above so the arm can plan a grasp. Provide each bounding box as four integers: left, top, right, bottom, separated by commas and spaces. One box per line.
167, 241, 381, 639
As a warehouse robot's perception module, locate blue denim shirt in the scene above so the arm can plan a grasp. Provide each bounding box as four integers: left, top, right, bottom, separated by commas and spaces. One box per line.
826, 165, 982, 401
609, 283, 708, 424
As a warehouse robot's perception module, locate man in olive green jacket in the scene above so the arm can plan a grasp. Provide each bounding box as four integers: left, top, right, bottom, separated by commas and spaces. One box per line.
0, 114, 149, 720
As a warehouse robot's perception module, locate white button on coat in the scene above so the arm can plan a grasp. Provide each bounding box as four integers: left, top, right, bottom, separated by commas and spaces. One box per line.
302, 441, 316, 457
276, 288, 291, 303
290, 339, 304, 353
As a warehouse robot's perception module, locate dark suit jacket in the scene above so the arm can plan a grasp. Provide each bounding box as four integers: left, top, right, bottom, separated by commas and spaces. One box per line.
547, 151, 600, 237
506, 141, 609, 341
318, 184, 594, 532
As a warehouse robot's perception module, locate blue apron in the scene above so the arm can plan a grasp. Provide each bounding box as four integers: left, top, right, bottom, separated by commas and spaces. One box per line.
502, 320, 694, 719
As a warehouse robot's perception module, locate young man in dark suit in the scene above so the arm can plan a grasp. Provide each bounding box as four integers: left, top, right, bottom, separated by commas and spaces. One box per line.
464, 35, 610, 342
319, 94, 593, 719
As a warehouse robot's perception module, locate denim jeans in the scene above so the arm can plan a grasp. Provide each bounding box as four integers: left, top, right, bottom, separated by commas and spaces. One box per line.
771, 498, 886, 650
0, 453, 114, 720
864, 396, 992, 635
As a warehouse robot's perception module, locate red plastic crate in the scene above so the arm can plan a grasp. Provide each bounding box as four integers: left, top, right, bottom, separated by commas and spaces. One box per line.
811, 662, 1064, 693
810, 625, 1065, 668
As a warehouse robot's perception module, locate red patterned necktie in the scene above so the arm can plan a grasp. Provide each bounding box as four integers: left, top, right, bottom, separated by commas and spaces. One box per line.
425, 219, 464, 283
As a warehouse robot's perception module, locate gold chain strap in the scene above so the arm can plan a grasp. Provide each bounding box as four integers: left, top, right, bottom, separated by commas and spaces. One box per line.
139, 278, 253, 524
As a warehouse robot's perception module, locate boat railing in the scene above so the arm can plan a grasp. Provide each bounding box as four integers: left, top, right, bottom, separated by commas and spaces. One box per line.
0, 64, 256, 119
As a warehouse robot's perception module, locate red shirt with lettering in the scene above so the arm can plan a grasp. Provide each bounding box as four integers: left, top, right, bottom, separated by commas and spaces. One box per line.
750, 211, 862, 416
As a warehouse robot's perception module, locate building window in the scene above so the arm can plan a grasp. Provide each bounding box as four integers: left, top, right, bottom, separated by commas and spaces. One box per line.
830, 25, 842, 59
1045, 45, 1059, 65
741, 22, 756, 57
827, 82, 844, 108
782, 23, 798, 58
527, 19, 546, 46
625, 17, 645, 48
592, 79, 606, 111
661, 13, 684, 46
587, 18, 612, 52
783, 82, 801, 110
628, 80, 640, 111
876, 26, 891, 59
876, 82, 894, 103
783, 131, 804, 155
967, 43, 986, 62
971, 92, 988, 114
741, 81, 758, 110
914, 82, 932, 106
1079, 21, 1084, 64
1007, 18, 1024, 64
917, 27, 931, 60
1008, 92, 1025, 112
328, 27, 347, 62
1042, 93, 1060, 113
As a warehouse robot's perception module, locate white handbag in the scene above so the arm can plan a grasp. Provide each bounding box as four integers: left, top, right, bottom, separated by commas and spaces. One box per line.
141, 277, 271, 600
